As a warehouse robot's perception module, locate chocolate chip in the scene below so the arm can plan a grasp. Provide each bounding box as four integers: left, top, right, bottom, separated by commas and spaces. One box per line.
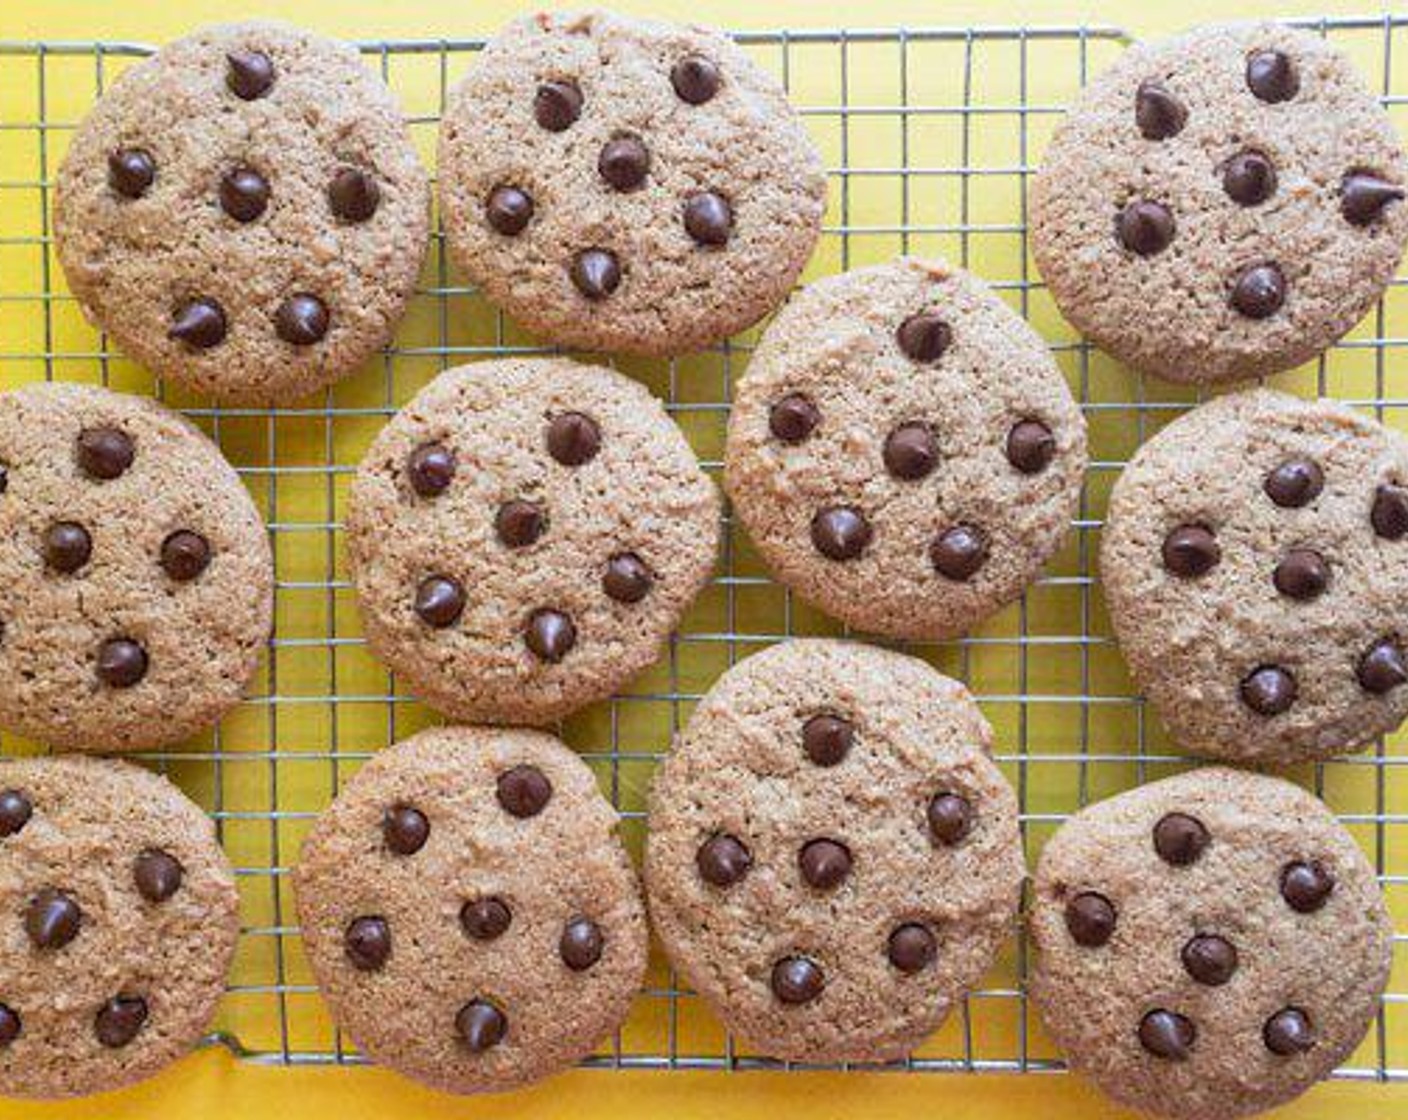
768, 394, 820, 443
1230, 263, 1286, 319
802, 714, 852, 766
696, 834, 750, 887
1241, 665, 1297, 716
810, 506, 871, 561
1264, 1008, 1314, 1055
0, 465, 8, 493
1273, 549, 1329, 601
108, 149, 155, 199
0, 790, 31, 838
1135, 79, 1187, 140
603, 553, 652, 603
1265, 458, 1323, 508
77, 426, 134, 480
457, 1000, 506, 1052
95, 995, 147, 1048
407, 442, 455, 497
928, 792, 973, 845
683, 192, 732, 246
1139, 1009, 1195, 1060
0, 1005, 19, 1047
1281, 860, 1334, 912
1341, 171, 1405, 226
570, 249, 621, 300
525, 608, 576, 662
771, 956, 824, 1005
1116, 200, 1175, 256
1181, 934, 1238, 986
495, 500, 545, 548
97, 638, 147, 688
1222, 151, 1277, 206
44, 522, 91, 574
219, 167, 269, 222
671, 56, 721, 104
161, 530, 211, 581
897, 313, 952, 362
599, 136, 650, 191
168, 299, 227, 349
1246, 50, 1298, 103
275, 293, 329, 345
1007, 419, 1055, 474
383, 804, 428, 855
1065, 892, 1116, 947
344, 916, 391, 970
1163, 523, 1222, 577
887, 923, 936, 973
1152, 812, 1210, 866
486, 185, 533, 236
1359, 638, 1408, 694
534, 80, 582, 131
560, 917, 604, 971
883, 423, 938, 480
133, 849, 183, 903
497, 764, 552, 818
226, 50, 274, 100
798, 838, 852, 890
931, 525, 988, 581
414, 575, 464, 628
25, 889, 80, 949
547, 412, 602, 466
461, 898, 512, 941
328, 168, 380, 223
1371, 484, 1408, 539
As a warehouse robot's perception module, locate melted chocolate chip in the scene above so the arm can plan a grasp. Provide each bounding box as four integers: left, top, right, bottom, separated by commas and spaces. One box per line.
461, 897, 512, 941
95, 995, 147, 1048
25, 888, 81, 949
928, 793, 973, 845
77, 426, 134, 480
771, 956, 824, 1005
0, 1006, 19, 1047
108, 149, 155, 199
560, 917, 604, 970
1341, 171, 1405, 226
383, 804, 429, 855
683, 192, 732, 246
1241, 665, 1297, 716
802, 714, 853, 766
671, 56, 721, 104
798, 838, 852, 890
1230, 263, 1286, 319
0, 790, 31, 838
887, 923, 937, 973
534, 81, 582, 131
1181, 934, 1238, 986
497, 764, 553, 818
1280, 860, 1334, 913
1358, 638, 1408, 695
97, 638, 147, 688
219, 167, 269, 222
133, 849, 183, 903
1223, 151, 1277, 206
226, 50, 275, 100
768, 394, 820, 443
603, 553, 652, 603
1246, 50, 1298, 103
1116, 200, 1175, 256
328, 168, 380, 223
1273, 549, 1329, 601
570, 249, 621, 300
407, 442, 456, 497
547, 412, 602, 466
456, 1000, 506, 1052
161, 530, 211, 582
883, 423, 938, 480
697, 834, 751, 887
275, 293, 329, 345
414, 575, 465, 628
1265, 458, 1323, 508
1007, 419, 1055, 473
1135, 80, 1187, 140
168, 299, 227, 349
811, 506, 871, 561
1371, 484, 1408, 539
524, 608, 576, 662
931, 525, 988, 581
44, 522, 91, 574
495, 500, 545, 548
344, 916, 391, 970
599, 136, 650, 191
896, 313, 952, 362
1264, 1008, 1314, 1055
486, 185, 533, 236
1139, 1009, 1195, 1060
1152, 812, 1210, 866
1065, 892, 1116, 947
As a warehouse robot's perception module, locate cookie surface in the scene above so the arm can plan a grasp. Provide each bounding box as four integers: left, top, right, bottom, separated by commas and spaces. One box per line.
54, 20, 429, 403
725, 258, 1086, 640
1032, 21, 1408, 384
437, 10, 826, 356
0, 382, 272, 752
1101, 388, 1408, 764
645, 639, 1023, 1063
1030, 767, 1391, 1120
295, 725, 647, 1093
0, 755, 239, 1099
346, 358, 719, 725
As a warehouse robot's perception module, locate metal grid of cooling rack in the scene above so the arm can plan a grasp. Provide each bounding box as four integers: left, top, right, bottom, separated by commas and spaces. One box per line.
1, 14, 1406, 1082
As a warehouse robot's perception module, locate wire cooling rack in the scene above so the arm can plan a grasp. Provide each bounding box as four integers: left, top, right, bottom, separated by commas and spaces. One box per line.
0, 14, 1406, 1083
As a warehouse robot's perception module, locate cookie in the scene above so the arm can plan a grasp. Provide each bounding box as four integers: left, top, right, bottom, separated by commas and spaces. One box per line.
1030, 767, 1391, 1120
345, 358, 719, 725
724, 258, 1086, 640
1031, 21, 1408, 384
1101, 388, 1408, 764
0, 382, 272, 753
0, 755, 239, 1099
645, 639, 1023, 1063
437, 10, 826, 356
54, 20, 430, 403
295, 725, 646, 1093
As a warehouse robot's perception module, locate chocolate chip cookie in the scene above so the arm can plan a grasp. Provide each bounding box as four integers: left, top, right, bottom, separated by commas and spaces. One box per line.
1030, 767, 1391, 1120
1032, 21, 1408, 384
645, 639, 1023, 1063
346, 358, 719, 725
0, 755, 239, 1098
437, 10, 826, 356
0, 382, 272, 752
295, 725, 647, 1093
1102, 388, 1408, 764
725, 258, 1086, 640
54, 20, 429, 403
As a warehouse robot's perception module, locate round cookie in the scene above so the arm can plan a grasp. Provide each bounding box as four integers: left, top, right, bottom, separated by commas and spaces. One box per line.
645, 639, 1024, 1063
0, 382, 273, 753
725, 258, 1086, 640
0, 755, 239, 1099
1032, 21, 1408, 385
345, 358, 719, 725
1030, 767, 1391, 1120
54, 20, 429, 403
437, 10, 826, 356
295, 725, 647, 1093
1101, 388, 1408, 764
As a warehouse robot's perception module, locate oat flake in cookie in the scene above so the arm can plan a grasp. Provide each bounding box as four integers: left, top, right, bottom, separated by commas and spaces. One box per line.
1102, 388, 1408, 764
0, 756, 239, 1099
725, 258, 1086, 640
295, 726, 647, 1093
0, 382, 272, 752
645, 640, 1023, 1063
53, 20, 429, 403
1030, 768, 1391, 1120
437, 10, 826, 356
1031, 21, 1408, 385
346, 358, 719, 725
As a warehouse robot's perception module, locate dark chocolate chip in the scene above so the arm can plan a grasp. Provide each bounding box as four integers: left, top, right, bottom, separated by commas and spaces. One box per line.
1241, 665, 1297, 716
534, 80, 582, 131
44, 522, 91, 574
1116, 200, 1175, 256
671, 56, 721, 104
108, 149, 155, 199
168, 299, 227, 349
1273, 549, 1329, 601
1181, 934, 1238, 986
684, 192, 732, 247
1065, 892, 1117, 947
0, 1005, 19, 1047
931, 525, 988, 581
0, 464, 8, 493
219, 167, 269, 222
407, 442, 456, 497
547, 412, 602, 466
0, 790, 31, 838
1264, 458, 1323, 508
696, 834, 751, 887
1372, 484, 1408, 539
1007, 419, 1056, 474
524, 608, 576, 663
1230, 263, 1286, 319
383, 804, 429, 855
414, 575, 464, 628
328, 168, 380, 223
226, 50, 274, 100
1246, 50, 1299, 103
486, 185, 533, 236
560, 917, 604, 971
275, 293, 329, 345
1341, 171, 1405, 226
1152, 812, 1210, 866
802, 714, 852, 766
457, 1000, 506, 1052
497, 764, 552, 818
798, 838, 852, 890
461, 897, 512, 941
768, 394, 820, 443
133, 849, 183, 903
598, 136, 650, 191
161, 530, 211, 582
897, 313, 952, 362
1135, 79, 1187, 140
603, 552, 652, 603
77, 426, 134, 480
810, 506, 872, 561
1222, 151, 1277, 206
1280, 860, 1334, 913
887, 923, 937, 973
1139, 1009, 1195, 1060
94, 995, 147, 1048
928, 792, 973, 846
570, 248, 621, 300
97, 638, 147, 688
1358, 638, 1408, 695
344, 916, 391, 971
495, 500, 545, 548
1264, 1008, 1314, 1055
883, 423, 938, 480
25, 888, 80, 949
771, 956, 824, 1005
